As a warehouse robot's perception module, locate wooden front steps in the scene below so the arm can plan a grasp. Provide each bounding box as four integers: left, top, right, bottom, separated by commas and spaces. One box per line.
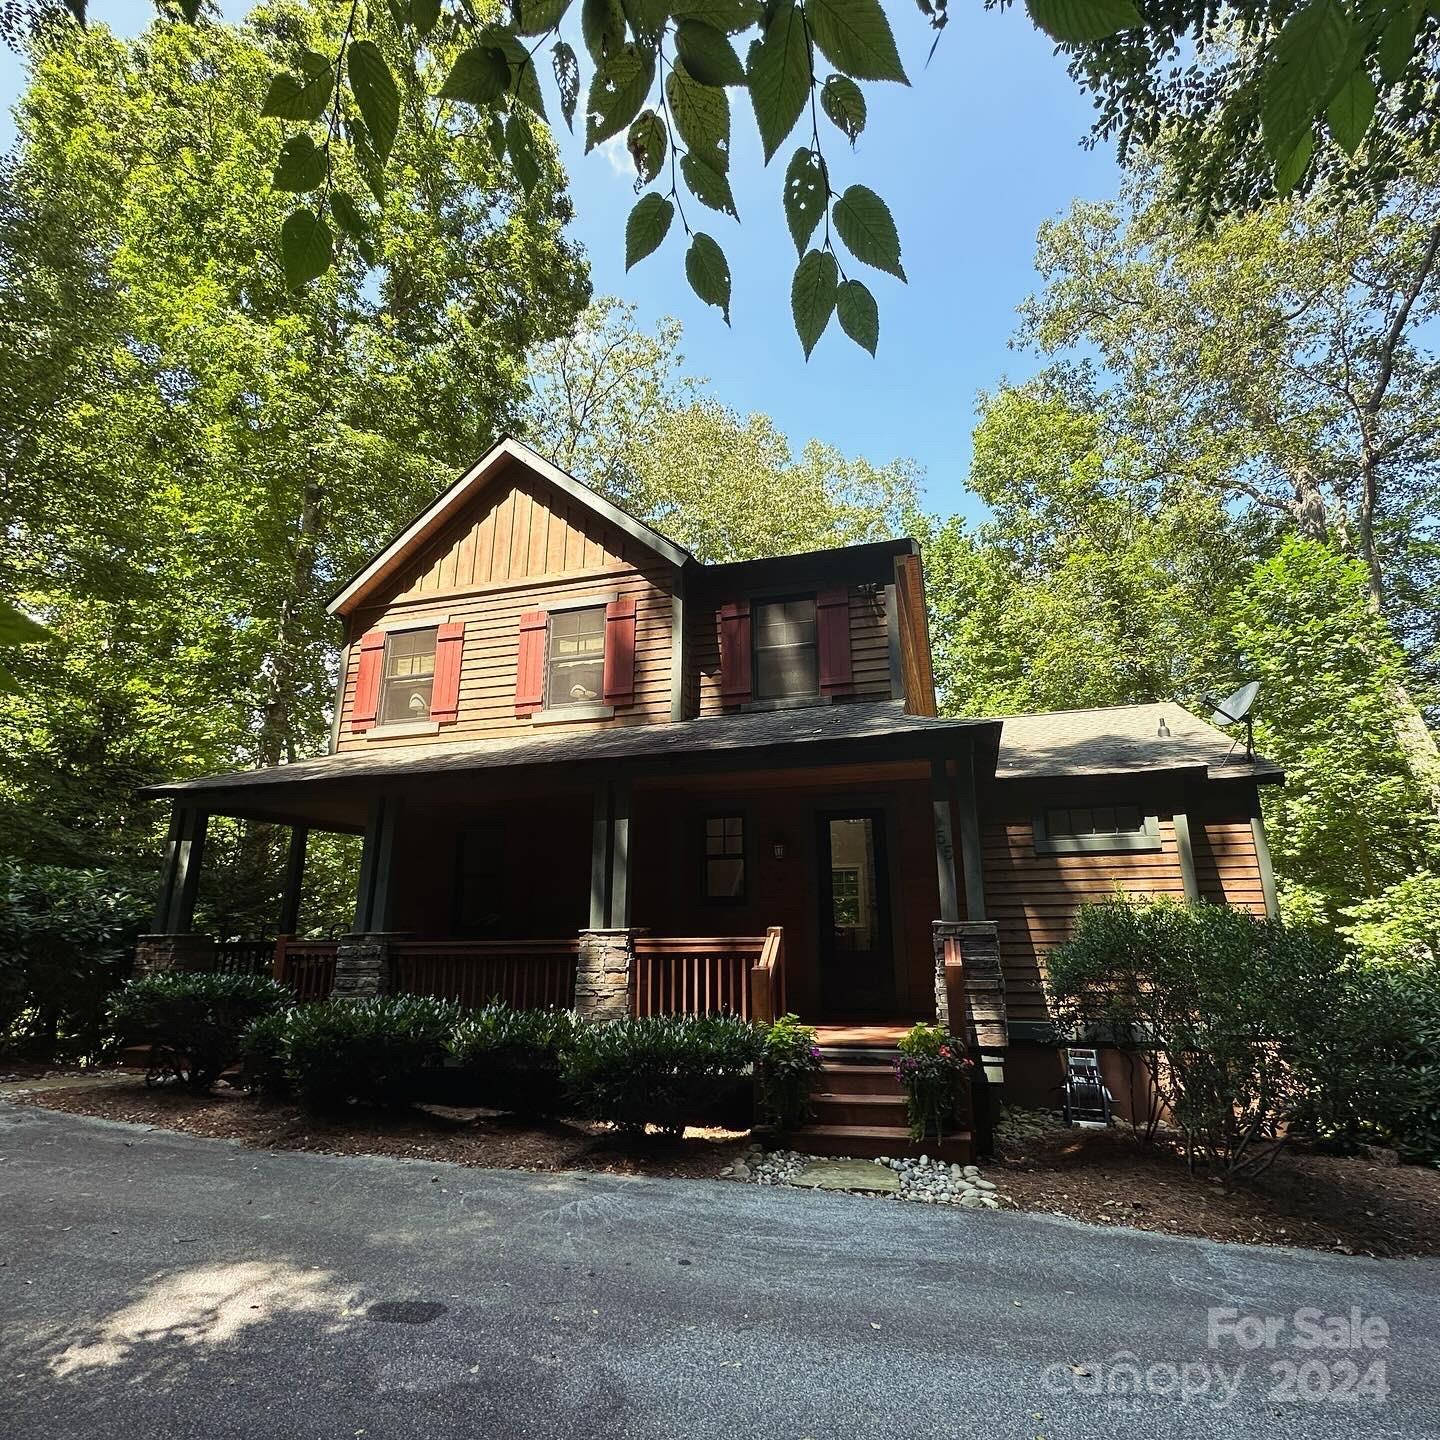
783, 1047, 972, 1164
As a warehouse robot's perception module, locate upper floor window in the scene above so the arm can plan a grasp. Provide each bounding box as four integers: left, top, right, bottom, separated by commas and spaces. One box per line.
381, 627, 437, 723
1033, 805, 1161, 855
754, 597, 818, 700
547, 605, 606, 708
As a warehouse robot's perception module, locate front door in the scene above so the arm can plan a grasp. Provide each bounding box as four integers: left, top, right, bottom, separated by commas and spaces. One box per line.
816, 811, 895, 1016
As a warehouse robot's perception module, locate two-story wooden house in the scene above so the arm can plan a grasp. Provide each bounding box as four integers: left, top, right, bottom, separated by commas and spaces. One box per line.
141, 437, 1282, 1145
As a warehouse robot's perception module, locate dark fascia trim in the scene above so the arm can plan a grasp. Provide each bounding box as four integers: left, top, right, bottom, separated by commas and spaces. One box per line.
688, 537, 919, 594
1032, 810, 1162, 855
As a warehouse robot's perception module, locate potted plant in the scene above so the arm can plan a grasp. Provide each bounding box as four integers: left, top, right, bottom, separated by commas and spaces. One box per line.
895, 1021, 973, 1143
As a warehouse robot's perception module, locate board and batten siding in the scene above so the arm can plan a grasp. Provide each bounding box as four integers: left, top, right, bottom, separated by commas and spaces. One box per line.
689, 585, 894, 717
336, 470, 678, 748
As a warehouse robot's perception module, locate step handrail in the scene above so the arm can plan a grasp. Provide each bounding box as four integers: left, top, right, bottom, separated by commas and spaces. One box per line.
750, 926, 785, 1025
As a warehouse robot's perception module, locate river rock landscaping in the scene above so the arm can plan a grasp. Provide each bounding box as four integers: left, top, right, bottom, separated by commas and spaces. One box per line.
720, 1143, 1008, 1207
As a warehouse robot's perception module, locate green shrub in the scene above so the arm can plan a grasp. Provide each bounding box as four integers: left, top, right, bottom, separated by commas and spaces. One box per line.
108, 972, 292, 1092
757, 1013, 822, 1131
561, 1014, 764, 1136
449, 1005, 578, 1117
279, 996, 463, 1109
895, 1021, 972, 1142
239, 1008, 295, 1099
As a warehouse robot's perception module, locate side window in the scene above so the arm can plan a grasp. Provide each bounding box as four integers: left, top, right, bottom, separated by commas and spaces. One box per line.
754, 597, 818, 700
381, 628, 437, 723
547, 606, 606, 708
704, 815, 745, 899
1033, 805, 1160, 854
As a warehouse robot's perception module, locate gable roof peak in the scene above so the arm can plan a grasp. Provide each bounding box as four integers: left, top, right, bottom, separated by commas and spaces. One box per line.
327, 435, 693, 617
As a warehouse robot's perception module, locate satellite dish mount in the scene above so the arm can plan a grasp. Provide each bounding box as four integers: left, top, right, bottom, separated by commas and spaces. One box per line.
1204, 681, 1260, 761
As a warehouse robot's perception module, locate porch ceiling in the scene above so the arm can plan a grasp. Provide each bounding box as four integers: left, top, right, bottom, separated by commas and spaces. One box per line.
141, 702, 1003, 826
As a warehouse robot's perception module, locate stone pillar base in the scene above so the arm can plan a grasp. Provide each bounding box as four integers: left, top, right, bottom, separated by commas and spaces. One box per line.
333, 933, 409, 1000
576, 929, 634, 1022
932, 920, 1007, 1051
134, 934, 215, 975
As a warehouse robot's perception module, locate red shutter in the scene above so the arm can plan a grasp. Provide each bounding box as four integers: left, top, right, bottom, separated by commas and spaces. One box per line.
718, 599, 752, 705
603, 596, 637, 706
350, 629, 386, 732
817, 586, 854, 695
515, 610, 547, 716
430, 621, 466, 724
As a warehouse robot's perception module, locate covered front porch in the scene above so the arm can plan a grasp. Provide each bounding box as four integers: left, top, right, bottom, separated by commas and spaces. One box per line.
140, 707, 1007, 1048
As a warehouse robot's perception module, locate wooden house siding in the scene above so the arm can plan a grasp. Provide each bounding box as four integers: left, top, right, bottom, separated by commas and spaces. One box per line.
1194, 817, 1268, 913
690, 584, 894, 717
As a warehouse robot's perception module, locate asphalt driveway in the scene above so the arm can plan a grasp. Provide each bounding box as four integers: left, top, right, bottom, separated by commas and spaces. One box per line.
3, 1104, 1437, 1439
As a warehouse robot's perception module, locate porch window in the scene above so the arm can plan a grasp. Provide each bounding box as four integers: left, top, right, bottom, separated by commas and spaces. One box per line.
1033, 805, 1161, 855
381, 627, 437, 723
754, 598, 818, 700
704, 815, 745, 899
547, 606, 606, 708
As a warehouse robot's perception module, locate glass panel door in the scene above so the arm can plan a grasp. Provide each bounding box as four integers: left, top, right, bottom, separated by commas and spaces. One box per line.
816, 811, 894, 1016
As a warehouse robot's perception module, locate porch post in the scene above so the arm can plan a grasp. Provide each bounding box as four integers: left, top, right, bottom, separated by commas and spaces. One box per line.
166, 806, 209, 934
930, 758, 961, 924
152, 803, 184, 932
953, 744, 987, 923
278, 825, 309, 935
609, 775, 632, 929
1172, 811, 1201, 902
1252, 810, 1279, 918
589, 781, 612, 930
353, 795, 400, 933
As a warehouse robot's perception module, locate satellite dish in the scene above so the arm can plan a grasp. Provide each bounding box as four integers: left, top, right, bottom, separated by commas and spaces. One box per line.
1202, 680, 1260, 761
1207, 680, 1259, 727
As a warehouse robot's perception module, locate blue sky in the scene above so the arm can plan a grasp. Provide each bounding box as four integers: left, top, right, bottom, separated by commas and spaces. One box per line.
0, 3, 1122, 520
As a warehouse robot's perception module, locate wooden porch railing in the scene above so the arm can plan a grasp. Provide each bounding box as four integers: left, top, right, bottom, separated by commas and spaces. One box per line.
273, 936, 339, 1002
389, 939, 578, 1010
751, 926, 785, 1025
632, 930, 783, 1021
212, 939, 279, 977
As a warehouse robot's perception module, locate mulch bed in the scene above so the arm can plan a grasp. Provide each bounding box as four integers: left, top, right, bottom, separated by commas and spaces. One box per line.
993, 1126, 1440, 1258
13, 1081, 1440, 1257
14, 1078, 750, 1180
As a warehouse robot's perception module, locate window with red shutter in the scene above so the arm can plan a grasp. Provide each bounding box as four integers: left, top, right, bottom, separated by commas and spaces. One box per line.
349, 629, 386, 732
602, 596, 637, 706
816, 587, 854, 695
718, 600, 752, 705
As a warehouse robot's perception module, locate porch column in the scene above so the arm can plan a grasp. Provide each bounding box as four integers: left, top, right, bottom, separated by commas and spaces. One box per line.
154, 804, 208, 934
930, 758, 961, 924
953, 746, 987, 923
589, 776, 632, 929
576, 929, 634, 1022
1172, 811, 1201, 902
278, 825, 309, 935
353, 795, 400, 933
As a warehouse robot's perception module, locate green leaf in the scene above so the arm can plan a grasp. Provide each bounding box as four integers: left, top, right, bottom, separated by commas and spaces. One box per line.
686, 232, 732, 323
783, 147, 826, 255
622, 0, 670, 45
507, 112, 542, 194
1327, 67, 1377, 154
347, 40, 400, 163
272, 134, 326, 193
1378, 6, 1418, 85
439, 47, 511, 105
553, 41, 581, 131
488, 109, 508, 160
626, 191, 674, 268
820, 73, 866, 144
836, 277, 878, 355
1024, 0, 1142, 43
670, 0, 763, 33
627, 109, 668, 187
0, 600, 48, 648
791, 248, 838, 358
666, 60, 731, 172
675, 19, 746, 86
261, 67, 333, 122
805, 0, 908, 84
281, 207, 333, 290
482, 28, 549, 119
1260, 0, 1353, 162
586, 44, 657, 150
299, 50, 331, 78
175, 0, 201, 20
409, 0, 441, 37
329, 189, 367, 236
747, 3, 810, 164
517, 0, 572, 34
832, 184, 905, 280
680, 152, 739, 218
582, 0, 628, 62
1274, 131, 1316, 194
